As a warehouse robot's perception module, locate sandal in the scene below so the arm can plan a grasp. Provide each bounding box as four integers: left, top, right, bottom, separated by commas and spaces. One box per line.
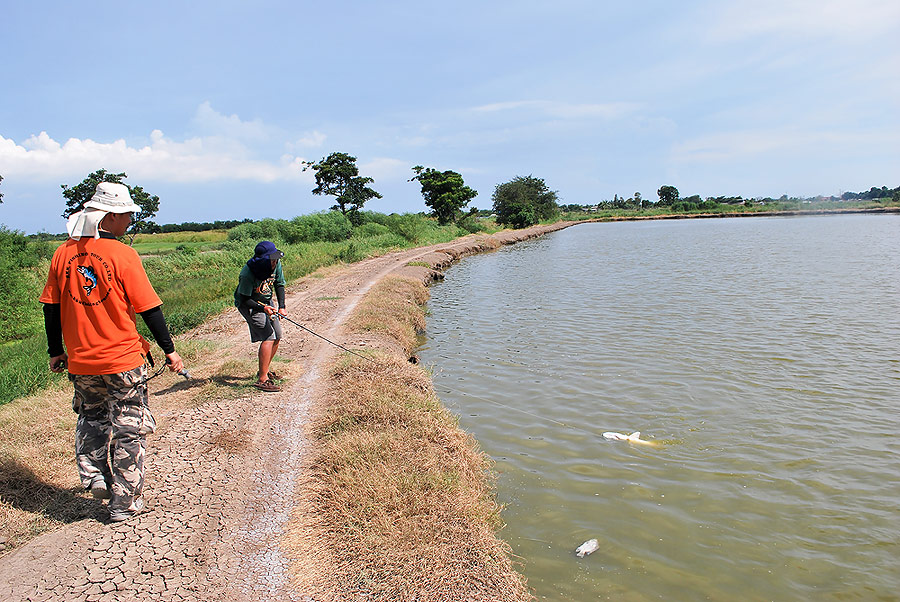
253, 380, 281, 392
267, 370, 282, 381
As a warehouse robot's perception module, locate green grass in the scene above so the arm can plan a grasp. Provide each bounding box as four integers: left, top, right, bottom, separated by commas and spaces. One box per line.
0, 336, 70, 405
130, 229, 228, 256
0, 212, 496, 406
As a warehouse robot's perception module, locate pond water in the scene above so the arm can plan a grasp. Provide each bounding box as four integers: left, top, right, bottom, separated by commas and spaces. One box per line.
418, 215, 900, 601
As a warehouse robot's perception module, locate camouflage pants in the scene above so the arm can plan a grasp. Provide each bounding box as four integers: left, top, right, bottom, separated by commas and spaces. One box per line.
69, 365, 156, 513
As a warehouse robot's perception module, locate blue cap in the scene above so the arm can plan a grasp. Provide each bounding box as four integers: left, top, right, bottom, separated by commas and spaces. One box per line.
254, 240, 284, 260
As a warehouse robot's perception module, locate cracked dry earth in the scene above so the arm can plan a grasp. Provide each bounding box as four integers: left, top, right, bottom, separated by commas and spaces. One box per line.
0, 241, 461, 602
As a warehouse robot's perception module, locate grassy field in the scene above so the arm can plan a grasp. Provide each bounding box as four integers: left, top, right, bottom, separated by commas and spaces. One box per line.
0, 212, 497, 406
129, 229, 229, 255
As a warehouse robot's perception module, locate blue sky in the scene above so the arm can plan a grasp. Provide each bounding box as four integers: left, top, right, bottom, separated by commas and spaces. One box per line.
1, 0, 897, 233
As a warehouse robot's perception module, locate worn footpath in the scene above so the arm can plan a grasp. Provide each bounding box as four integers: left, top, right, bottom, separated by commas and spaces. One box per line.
0, 223, 571, 601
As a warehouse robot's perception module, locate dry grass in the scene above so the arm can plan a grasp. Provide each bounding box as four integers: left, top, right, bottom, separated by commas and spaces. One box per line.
346, 275, 429, 356
0, 382, 99, 554
185, 358, 259, 408
0, 340, 264, 556
287, 281, 532, 601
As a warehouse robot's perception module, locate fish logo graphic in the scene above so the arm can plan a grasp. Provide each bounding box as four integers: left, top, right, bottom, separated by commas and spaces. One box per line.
76, 266, 98, 297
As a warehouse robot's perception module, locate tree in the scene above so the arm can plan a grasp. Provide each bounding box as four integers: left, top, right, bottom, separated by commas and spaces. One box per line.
61, 169, 160, 242
634, 191, 643, 210
491, 175, 559, 229
657, 185, 679, 206
409, 166, 478, 225
303, 152, 381, 224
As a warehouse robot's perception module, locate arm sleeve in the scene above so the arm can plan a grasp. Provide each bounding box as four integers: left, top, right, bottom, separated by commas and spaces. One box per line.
276, 284, 286, 309
139, 306, 176, 354
43, 303, 65, 357
238, 293, 267, 311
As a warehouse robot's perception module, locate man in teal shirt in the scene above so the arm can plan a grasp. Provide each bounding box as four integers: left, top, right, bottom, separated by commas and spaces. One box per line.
234, 241, 286, 392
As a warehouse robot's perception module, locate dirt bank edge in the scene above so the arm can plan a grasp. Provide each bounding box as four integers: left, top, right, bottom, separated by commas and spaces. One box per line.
283, 223, 574, 601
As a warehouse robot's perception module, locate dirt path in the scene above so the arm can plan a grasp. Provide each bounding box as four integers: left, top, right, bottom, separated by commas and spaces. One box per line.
0, 225, 571, 601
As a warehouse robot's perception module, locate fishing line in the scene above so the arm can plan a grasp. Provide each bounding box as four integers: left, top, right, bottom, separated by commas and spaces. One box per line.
277, 313, 603, 439
274, 313, 380, 365
431, 380, 603, 440
131, 358, 190, 391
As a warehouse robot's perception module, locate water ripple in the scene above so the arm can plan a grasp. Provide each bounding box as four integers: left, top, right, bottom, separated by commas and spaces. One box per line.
422, 216, 900, 600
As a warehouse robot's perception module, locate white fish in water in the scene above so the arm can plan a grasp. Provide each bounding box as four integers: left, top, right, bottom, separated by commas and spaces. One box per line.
575, 538, 599, 557
602, 431, 658, 446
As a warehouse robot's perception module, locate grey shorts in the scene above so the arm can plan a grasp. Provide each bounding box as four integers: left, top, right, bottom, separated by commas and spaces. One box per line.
238, 305, 283, 343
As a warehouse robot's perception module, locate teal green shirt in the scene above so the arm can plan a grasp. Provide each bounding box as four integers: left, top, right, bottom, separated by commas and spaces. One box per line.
234, 261, 285, 308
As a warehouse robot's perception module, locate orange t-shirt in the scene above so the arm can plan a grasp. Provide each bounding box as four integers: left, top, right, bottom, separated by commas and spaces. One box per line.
39, 236, 162, 375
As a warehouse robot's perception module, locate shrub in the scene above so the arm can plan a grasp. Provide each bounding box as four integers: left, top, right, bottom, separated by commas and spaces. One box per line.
334, 241, 365, 263
352, 222, 391, 238
0, 227, 53, 343
227, 221, 267, 242
456, 213, 486, 234
387, 214, 429, 243
288, 212, 353, 243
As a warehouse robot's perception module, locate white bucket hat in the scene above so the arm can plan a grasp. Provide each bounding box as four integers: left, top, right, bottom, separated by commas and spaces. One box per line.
67, 182, 140, 240
85, 182, 141, 213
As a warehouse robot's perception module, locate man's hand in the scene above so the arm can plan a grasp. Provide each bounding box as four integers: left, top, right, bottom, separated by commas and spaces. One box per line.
263, 305, 276, 316
49, 353, 68, 373
277, 307, 286, 318
165, 351, 185, 374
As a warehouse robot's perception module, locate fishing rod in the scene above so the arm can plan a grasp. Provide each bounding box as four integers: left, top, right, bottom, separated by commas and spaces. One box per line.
274, 313, 379, 365
135, 356, 191, 390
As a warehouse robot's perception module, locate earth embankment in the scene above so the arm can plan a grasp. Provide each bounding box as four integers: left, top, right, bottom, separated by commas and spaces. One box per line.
0, 222, 573, 601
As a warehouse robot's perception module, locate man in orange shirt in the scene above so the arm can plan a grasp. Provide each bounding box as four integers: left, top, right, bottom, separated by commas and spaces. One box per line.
40, 182, 183, 522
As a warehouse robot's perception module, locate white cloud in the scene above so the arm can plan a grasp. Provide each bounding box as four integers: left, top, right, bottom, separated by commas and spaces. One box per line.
0, 102, 326, 185
471, 100, 637, 120
670, 127, 897, 164
192, 101, 271, 141
360, 157, 409, 182
706, 0, 900, 41
289, 131, 327, 149
0, 130, 314, 184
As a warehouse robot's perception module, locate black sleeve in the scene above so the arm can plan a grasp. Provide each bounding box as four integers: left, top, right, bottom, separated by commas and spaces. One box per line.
276, 284, 285, 310
237, 293, 267, 311
139, 306, 175, 354
43, 303, 65, 357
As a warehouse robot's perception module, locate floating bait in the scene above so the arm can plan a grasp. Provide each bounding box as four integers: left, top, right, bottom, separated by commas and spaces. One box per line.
575, 538, 599, 557
602, 431, 658, 446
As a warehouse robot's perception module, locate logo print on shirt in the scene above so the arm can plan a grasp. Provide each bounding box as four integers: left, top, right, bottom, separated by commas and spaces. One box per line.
255, 276, 275, 300
76, 266, 99, 296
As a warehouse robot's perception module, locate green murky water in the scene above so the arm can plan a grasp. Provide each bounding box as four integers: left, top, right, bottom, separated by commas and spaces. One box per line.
419, 215, 900, 601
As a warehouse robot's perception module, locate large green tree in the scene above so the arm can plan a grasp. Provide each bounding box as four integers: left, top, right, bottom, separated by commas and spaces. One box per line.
303, 152, 381, 224
491, 175, 559, 228
61, 169, 160, 241
409, 166, 478, 225
657, 185, 679, 206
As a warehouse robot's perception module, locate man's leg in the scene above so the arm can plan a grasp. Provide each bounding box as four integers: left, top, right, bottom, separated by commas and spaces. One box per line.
258, 340, 276, 382
258, 318, 283, 381
71, 374, 113, 492
106, 365, 155, 518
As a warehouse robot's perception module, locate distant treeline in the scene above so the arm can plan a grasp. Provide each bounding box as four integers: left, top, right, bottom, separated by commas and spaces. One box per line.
143, 218, 253, 233
560, 184, 900, 214
839, 185, 899, 201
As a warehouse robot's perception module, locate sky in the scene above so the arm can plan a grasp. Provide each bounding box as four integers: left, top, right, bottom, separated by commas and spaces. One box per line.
1, 0, 898, 233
